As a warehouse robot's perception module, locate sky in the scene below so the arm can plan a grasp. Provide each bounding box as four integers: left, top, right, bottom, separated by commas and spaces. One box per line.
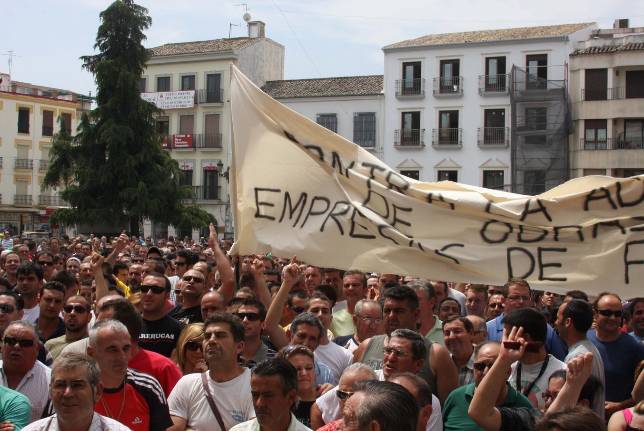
2, 0, 643, 96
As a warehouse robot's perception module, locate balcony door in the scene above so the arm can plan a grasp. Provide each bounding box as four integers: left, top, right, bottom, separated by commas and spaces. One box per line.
624, 119, 644, 149
439, 110, 459, 145
401, 111, 420, 145
206, 73, 221, 102
440, 59, 460, 93
584, 119, 607, 150
526, 54, 548, 89
584, 69, 607, 101
485, 57, 506, 91
402, 61, 421, 95
203, 169, 219, 200
484, 109, 505, 145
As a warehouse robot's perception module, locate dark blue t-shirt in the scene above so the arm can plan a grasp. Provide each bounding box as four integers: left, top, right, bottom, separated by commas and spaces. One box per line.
588, 330, 644, 402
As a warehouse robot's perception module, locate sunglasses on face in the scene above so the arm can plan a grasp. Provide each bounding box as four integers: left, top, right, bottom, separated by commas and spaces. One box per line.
597, 309, 623, 318
234, 312, 261, 322
0, 304, 16, 314
473, 360, 495, 371
38, 261, 53, 266
336, 389, 353, 400
185, 341, 203, 351
63, 305, 88, 314
290, 306, 306, 314
182, 275, 204, 283
140, 285, 166, 294
3, 337, 35, 348
488, 303, 504, 309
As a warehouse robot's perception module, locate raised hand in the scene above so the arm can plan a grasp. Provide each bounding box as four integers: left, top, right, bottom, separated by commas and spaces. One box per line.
499, 326, 527, 363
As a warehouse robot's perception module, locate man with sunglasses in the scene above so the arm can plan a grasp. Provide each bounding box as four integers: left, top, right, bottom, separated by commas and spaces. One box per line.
0, 320, 52, 423
232, 298, 275, 369
35, 252, 55, 281
486, 294, 505, 321
44, 295, 92, 360
168, 250, 198, 304
139, 273, 185, 357
170, 269, 208, 324
588, 292, 644, 417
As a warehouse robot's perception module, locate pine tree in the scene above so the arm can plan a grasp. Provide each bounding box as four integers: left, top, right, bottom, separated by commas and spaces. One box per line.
43, 0, 213, 235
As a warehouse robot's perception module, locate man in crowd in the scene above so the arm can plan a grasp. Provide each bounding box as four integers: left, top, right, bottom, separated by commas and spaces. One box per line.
88, 319, 172, 431
443, 316, 476, 386
629, 297, 644, 343
389, 372, 437, 431
24, 353, 132, 431
232, 298, 275, 368
0, 291, 24, 339
0, 320, 51, 422
168, 313, 254, 431
168, 250, 198, 303
45, 295, 92, 360
486, 293, 505, 321
230, 357, 311, 431
465, 285, 488, 318
466, 315, 488, 345
128, 262, 144, 293
486, 279, 566, 360
1, 253, 20, 289
139, 272, 184, 357
35, 252, 56, 282
554, 298, 605, 419
354, 285, 458, 403
0, 384, 31, 430
303, 265, 322, 294
588, 292, 644, 416
333, 299, 383, 352
171, 269, 207, 324
15, 262, 44, 324
35, 281, 66, 342
432, 281, 466, 316
409, 281, 444, 345
201, 290, 226, 320
329, 271, 366, 337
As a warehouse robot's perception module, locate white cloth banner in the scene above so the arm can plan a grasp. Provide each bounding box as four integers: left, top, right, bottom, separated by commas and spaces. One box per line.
141, 90, 195, 109
229, 65, 644, 297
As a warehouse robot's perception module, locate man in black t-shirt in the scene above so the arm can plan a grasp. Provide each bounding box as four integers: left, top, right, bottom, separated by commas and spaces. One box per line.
139, 272, 184, 357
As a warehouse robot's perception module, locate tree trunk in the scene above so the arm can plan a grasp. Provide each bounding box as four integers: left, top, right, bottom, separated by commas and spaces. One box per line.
129, 216, 140, 237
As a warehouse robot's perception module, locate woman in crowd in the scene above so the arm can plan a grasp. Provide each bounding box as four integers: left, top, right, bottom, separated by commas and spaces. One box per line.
279, 344, 317, 428
175, 323, 207, 375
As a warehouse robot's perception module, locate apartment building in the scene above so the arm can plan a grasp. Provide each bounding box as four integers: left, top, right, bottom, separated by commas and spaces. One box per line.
142, 21, 284, 239
0, 73, 89, 235
262, 75, 385, 157
569, 19, 644, 178
381, 23, 595, 193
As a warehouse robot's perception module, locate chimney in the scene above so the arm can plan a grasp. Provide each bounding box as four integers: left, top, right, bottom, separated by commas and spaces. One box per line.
613, 18, 629, 29
248, 21, 265, 38
0, 73, 10, 92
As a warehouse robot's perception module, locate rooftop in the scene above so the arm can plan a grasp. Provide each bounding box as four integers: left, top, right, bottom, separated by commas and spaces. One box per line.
150, 37, 278, 57
383, 22, 595, 50
262, 75, 383, 99
571, 42, 644, 56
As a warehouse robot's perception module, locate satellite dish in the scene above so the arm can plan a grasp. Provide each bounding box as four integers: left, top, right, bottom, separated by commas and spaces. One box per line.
243, 12, 252, 22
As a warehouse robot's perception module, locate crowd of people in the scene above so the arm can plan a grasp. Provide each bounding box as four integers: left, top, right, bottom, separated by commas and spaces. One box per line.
0, 225, 641, 431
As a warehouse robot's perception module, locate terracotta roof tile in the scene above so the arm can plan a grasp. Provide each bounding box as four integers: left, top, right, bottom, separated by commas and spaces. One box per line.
571, 42, 644, 56
262, 75, 383, 98
150, 37, 267, 57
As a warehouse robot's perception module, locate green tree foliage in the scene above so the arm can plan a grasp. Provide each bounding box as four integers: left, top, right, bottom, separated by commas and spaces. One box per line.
43, 0, 214, 234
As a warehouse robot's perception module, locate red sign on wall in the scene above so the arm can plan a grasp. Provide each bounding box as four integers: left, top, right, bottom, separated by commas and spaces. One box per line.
173, 134, 193, 149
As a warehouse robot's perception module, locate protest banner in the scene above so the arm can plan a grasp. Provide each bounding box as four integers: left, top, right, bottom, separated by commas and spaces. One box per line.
229, 65, 644, 297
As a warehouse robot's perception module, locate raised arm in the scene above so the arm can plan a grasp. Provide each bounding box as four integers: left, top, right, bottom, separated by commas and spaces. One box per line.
90, 252, 109, 301
209, 224, 235, 304
105, 233, 128, 266
249, 257, 272, 311
546, 352, 594, 414
264, 258, 300, 350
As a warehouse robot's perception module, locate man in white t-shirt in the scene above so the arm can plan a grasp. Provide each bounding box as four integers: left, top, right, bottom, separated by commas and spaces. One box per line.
168, 312, 254, 431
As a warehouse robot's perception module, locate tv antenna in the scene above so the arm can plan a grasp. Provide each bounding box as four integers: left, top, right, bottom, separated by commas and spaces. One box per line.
236, 3, 252, 22
1, 50, 21, 75
228, 22, 240, 38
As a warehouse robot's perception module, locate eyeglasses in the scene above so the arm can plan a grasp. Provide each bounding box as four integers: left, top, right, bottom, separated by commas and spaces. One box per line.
182, 275, 204, 283
383, 347, 409, 358
140, 285, 167, 294
290, 306, 306, 314
38, 261, 53, 266
235, 312, 261, 322
3, 337, 35, 348
596, 309, 623, 318
488, 303, 504, 309
356, 316, 382, 324
185, 341, 202, 351
336, 389, 354, 400
507, 295, 531, 302
473, 360, 495, 371
132, 259, 144, 264
0, 304, 16, 314
63, 305, 88, 314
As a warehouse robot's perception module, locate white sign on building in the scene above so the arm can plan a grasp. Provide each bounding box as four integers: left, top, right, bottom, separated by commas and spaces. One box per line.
141, 90, 195, 109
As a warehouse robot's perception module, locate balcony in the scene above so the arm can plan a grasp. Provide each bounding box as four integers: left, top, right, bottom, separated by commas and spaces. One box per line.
478, 127, 509, 147
39, 159, 49, 172
188, 185, 221, 201
42, 125, 54, 137
197, 89, 224, 104
15, 159, 34, 170
395, 79, 425, 98
432, 128, 462, 148
38, 195, 67, 206
394, 129, 425, 148
578, 138, 610, 151
433, 76, 463, 97
581, 87, 624, 101
478, 74, 509, 95
195, 133, 223, 150
14, 195, 32, 206
616, 134, 644, 150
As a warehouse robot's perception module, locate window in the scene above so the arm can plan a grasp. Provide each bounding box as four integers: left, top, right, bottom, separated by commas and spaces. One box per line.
138, 78, 146, 93
181, 75, 195, 91
524, 170, 546, 195
525, 107, 547, 130
524, 135, 548, 145
316, 114, 337, 133
203, 169, 219, 200
179, 169, 193, 187
156, 76, 171, 92
401, 61, 422, 95
179, 115, 194, 134
400, 111, 421, 146
18, 107, 30, 134
438, 110, 459, 145
584, 119, 607, 149
42, 110, 54, 136
156, 116, 170, 135
438, 170, 458, 182
483, 170, 504, 190
485, 57, 506, 91
204, 114, 221, 148
60, 113, 72, 134
353, 112, 376, 147
623, 119, 644, 149
206, 73, 222, 102
583, 169, 606, 176
439, 59, 460, 93
483, 109, 506, 145
584, 69, 607, 101
400, 170, 420, 180
526, 54, 548, 90
626, 71, 644, 99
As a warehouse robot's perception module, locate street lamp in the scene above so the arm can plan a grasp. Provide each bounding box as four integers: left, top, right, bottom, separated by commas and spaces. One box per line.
216, 160, 230, 181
